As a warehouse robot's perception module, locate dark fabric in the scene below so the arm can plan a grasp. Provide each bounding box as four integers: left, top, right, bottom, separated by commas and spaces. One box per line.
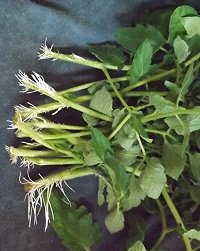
0, 1, 199, 250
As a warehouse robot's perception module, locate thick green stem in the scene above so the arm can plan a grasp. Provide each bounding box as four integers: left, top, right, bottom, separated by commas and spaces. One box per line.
28, 121, 87, 130
162, 187, 192, 251
26, 157, 84, 166
24, 167, 96, 192
9, 147, 63, 158
40, 131, 91, 140
43, 50, 130, 71
18, 90, 166, 118
16, 120, 81, 160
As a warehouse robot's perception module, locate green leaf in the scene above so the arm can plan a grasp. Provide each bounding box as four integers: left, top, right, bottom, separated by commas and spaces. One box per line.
168, 6, 198, 43
105, 152, 130, 193
91, 127, 112, 161
128, 241, 147, 251
122, 175, 146, 211
139, 158, 166, 199
82, 113, 98, 126
90, 86, 113, 116
50, 191, 101, 251
184, 229, 200, 241
114, 25, 165, 53
105, 205, 124, 233
162, 141, 186, 180
130, 39, 153, 83
84, 151, 102, 166
89, 44, 124, 68
165, 80, 180, 102
189, 153, 200, 182
173, 36, 190, 63
113, 119, 137, 150
115, 26, 145, 53
149, 95, 176, 113
164, 112, 200, 135
182, 17, 200, 37
115, 145, 141, 166
131, 114, 152, 143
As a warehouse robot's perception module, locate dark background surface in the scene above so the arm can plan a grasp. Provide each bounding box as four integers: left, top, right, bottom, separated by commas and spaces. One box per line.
0, 1, 200, 250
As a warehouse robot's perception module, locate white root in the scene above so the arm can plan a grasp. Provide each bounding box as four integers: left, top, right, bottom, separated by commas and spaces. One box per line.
19, 172, 74, 231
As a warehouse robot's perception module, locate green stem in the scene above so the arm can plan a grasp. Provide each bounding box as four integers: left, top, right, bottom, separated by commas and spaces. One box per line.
136, 132, 146, 156
121, 68, 176, 93
59, 76, 128, 95
44, 50, 130, 71
54, 94, 112, 122
41, 131, 91, 139
108, 113, 131, 139
28, 121, 87, 130
146, 129, 177, 141
185, 52, 200, 66
162, 187, 192, 251
26, 157, 84, 166
17, 90, 166, 118
9, 147, 63, 158
142, 108, 200, 123
102, 67, 132, 112
16, 120, 81, 160
18, 77, 112, 122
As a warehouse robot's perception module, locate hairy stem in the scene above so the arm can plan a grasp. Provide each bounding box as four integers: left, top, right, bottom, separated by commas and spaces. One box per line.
42, 50, 130, 71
